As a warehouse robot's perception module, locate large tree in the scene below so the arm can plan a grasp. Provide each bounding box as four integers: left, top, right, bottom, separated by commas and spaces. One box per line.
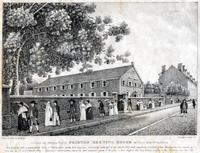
3, 3, 130, 95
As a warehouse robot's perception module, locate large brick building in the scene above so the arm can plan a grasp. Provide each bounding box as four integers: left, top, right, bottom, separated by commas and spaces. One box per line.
33, 63, 144, 97
158, 63, 197, 99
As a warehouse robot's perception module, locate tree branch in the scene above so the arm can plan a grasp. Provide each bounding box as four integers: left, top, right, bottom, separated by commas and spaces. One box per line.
28, 3, 36, 11
34, 3, 48, 15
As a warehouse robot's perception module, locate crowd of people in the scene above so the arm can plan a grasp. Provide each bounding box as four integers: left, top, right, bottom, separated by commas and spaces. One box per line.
17, 99, 110, 133
16, 97, 197, 133
179, 98, 196, 117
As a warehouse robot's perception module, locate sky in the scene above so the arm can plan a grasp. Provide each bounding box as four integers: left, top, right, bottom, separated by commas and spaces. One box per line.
34, 2, 198, 84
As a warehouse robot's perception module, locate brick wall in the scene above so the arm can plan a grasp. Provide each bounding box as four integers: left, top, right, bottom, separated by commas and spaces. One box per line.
10, 96, 112, 128
128, 97, 165, 110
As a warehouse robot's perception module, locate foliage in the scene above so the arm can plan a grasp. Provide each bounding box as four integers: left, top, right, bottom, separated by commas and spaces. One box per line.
144, 82, 161, 94
3, 3, 131, 94
166, 82, 189, 96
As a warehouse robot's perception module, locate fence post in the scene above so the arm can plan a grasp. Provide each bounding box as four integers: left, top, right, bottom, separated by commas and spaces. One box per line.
2, 84, 12, 129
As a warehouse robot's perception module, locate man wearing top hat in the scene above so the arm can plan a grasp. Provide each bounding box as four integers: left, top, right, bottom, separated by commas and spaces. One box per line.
28, 101, 39, 133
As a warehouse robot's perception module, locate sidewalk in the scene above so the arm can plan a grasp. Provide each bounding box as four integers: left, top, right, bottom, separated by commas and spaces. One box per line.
3, 103, 182, 136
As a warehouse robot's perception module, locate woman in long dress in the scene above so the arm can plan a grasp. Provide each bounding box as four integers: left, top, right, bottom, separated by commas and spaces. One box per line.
45, 101, 53, 126
108, 102, 114, 116
79, 100, 86, 121
113, 100, 118, 115
17, 102, 29, 131
85, 100, 93, 120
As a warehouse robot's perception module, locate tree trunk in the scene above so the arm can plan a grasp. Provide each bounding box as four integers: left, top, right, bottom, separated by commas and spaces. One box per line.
10, 53, 20, 95
10, 42, 25, 95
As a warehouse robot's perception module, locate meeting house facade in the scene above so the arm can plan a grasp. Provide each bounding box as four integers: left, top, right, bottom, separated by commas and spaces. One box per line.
33, 62, 144, 98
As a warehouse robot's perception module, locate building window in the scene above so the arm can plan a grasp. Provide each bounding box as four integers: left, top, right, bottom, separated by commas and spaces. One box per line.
38, 88, 42, 92
102, 80, 107, 87
128, 81, 132, 86
79, 83, 83, 89
62, 95, 65, 96
101, 91, 108, 97
46, 87, 49, 91
79, 93, 85, 97
69, 84, 74, 89
90, 92, 96, 97
62, 85, 65, 90
70, 94, 74, 97
53, 86, 57, 91
134, 83, 137, 87
90, 82, 95, 88
122, 80, 126, 86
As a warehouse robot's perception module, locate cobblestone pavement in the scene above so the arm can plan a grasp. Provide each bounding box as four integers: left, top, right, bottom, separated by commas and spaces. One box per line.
61, 103, 196, 135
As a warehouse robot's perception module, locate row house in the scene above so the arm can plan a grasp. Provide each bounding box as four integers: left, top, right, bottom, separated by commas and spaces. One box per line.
33, 62, 144, 98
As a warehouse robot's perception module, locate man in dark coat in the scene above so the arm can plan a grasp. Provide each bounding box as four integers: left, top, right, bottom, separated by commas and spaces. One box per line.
28, 101, 39, 133
192, 99, 196, 109
98, 100, 105, 117
86, 100, 93, 120
53, 100, 61, 126
68, 99, 76, 123
180, 99, 188, 117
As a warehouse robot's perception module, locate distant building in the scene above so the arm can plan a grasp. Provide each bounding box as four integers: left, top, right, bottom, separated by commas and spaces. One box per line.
144, 82, 161, 97
33, 63, 144, 97
24, 90, 33, 95
158, 63, 197, 99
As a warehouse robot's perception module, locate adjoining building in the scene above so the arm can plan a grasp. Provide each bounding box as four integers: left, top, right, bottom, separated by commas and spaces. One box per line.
158, 63, 197, 99
33, 62, 144, 98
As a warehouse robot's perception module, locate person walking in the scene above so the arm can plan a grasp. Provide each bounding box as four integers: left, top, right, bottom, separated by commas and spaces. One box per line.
79, 100, 86, 121
127, 99, 133, 112
180, 99, 188, 117
192, 99, 196, 109
44, 101, 53, 126
68, 99, 76, 123
98, 100, 105, 117
17, 102, 29, 131
85, 100, 93, 120
52, 100, 60, 126
28, 101, 39, 133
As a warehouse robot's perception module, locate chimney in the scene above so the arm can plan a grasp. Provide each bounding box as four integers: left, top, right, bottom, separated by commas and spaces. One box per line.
162, 65, 166, 74
178, 63, 183, 72
131, 61, 134, 66
48, 75, 51, 79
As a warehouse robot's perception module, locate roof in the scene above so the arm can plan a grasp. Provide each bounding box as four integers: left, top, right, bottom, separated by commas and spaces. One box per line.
35, 64, 142, 87
160, 65, 197, 85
